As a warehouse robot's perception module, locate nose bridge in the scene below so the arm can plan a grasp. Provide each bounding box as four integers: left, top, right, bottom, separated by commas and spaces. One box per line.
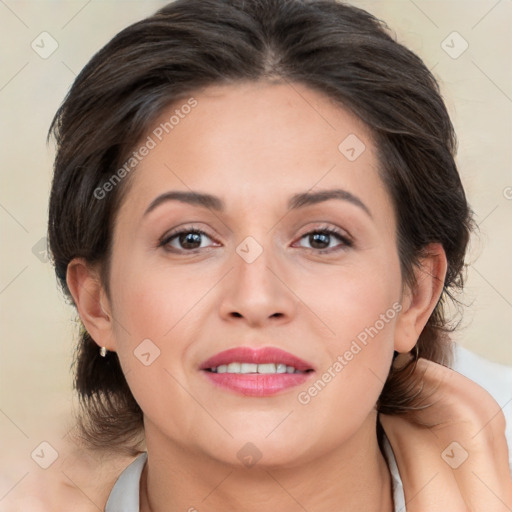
235, 235, 276, 292
218, 233, 297, 324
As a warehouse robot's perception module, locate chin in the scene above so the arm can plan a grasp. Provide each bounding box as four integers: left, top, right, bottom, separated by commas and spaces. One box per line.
199, 433, 316, 470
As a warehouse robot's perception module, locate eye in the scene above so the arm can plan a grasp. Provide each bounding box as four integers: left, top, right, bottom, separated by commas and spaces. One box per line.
159, 227, 218, 252
295, 227, 352, 253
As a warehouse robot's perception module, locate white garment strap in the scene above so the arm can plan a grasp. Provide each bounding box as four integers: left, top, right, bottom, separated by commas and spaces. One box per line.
105, 452, 148, 512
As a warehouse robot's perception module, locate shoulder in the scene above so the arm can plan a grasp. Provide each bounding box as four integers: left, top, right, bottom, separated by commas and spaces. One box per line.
0, 439, 138, 512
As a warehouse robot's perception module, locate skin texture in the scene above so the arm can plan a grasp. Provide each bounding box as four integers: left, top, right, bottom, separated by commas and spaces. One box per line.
66, 81, 447, 512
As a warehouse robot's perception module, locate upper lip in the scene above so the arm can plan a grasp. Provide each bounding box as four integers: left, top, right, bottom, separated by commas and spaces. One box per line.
199, 346, 315, 372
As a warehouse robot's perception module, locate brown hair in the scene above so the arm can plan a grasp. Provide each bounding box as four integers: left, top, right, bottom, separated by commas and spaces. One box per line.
48, 0, 473, 455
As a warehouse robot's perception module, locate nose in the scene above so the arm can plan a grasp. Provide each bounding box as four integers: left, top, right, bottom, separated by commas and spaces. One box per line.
218, 241, 298, 328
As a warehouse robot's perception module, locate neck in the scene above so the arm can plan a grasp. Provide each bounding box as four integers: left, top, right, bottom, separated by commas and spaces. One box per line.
140, 415, 394, 512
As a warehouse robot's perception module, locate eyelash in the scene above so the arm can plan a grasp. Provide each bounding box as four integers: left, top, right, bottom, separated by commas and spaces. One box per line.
158, 224, 353, 254
298, 227, 353, 253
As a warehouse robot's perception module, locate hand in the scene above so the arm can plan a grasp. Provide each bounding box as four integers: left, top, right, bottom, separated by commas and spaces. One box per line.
380, 357, 512, 512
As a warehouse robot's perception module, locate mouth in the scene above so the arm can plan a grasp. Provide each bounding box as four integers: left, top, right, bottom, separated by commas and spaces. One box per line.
199, 346, 315, 397
205, 363, 311, 374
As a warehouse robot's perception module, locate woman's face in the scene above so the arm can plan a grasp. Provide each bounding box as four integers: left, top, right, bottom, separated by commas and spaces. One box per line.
106, 81, 405, 467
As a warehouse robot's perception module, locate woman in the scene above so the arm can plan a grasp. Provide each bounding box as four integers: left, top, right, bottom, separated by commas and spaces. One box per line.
46, 0, 512, 510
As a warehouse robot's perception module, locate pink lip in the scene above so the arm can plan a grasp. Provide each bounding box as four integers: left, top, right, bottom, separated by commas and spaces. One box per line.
199, 346, 315, 397
199, 347, 315, 372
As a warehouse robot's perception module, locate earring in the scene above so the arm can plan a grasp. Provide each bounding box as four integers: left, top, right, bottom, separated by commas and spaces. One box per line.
99, 346, 108, 357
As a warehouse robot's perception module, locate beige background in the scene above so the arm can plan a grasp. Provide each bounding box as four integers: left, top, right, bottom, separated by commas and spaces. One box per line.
0, 0, 511, 505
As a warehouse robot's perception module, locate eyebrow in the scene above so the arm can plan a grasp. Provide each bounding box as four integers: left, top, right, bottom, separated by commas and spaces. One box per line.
143, 188, 372, 218
289, 189, 372, 217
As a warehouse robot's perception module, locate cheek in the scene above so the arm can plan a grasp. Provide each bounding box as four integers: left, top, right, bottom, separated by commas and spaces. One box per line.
107, 264, 202, 435
107, 259, 220, 409
298, 250, 402, 396
111, 257, 217, 341
294, 276, 400, 443
303, 250, 401, 346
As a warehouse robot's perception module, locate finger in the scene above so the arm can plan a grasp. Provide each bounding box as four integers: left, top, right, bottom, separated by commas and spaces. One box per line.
438, 414, 512, 511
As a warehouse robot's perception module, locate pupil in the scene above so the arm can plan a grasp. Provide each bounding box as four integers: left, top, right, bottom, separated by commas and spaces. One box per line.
180, 232, 201, 248
310, 233, 329, 249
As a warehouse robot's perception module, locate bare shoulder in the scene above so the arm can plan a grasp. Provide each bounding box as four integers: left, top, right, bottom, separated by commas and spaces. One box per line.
0, 433, 136, 512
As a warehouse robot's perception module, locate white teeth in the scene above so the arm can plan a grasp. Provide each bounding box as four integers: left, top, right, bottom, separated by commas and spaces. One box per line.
257, 363, 276, 374
210, 362, 302, 374
227, 362, 241, 373
241, 363, 258, 373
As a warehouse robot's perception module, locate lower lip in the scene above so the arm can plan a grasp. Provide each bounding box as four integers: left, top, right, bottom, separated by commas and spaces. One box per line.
202, 371, 312, 397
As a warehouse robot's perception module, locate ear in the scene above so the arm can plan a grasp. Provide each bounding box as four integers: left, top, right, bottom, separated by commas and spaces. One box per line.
394, 243, 448, 353
66, 257, 117, 352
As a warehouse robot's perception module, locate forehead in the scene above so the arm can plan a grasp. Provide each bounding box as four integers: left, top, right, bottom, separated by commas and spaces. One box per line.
117, 81, 392, 222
